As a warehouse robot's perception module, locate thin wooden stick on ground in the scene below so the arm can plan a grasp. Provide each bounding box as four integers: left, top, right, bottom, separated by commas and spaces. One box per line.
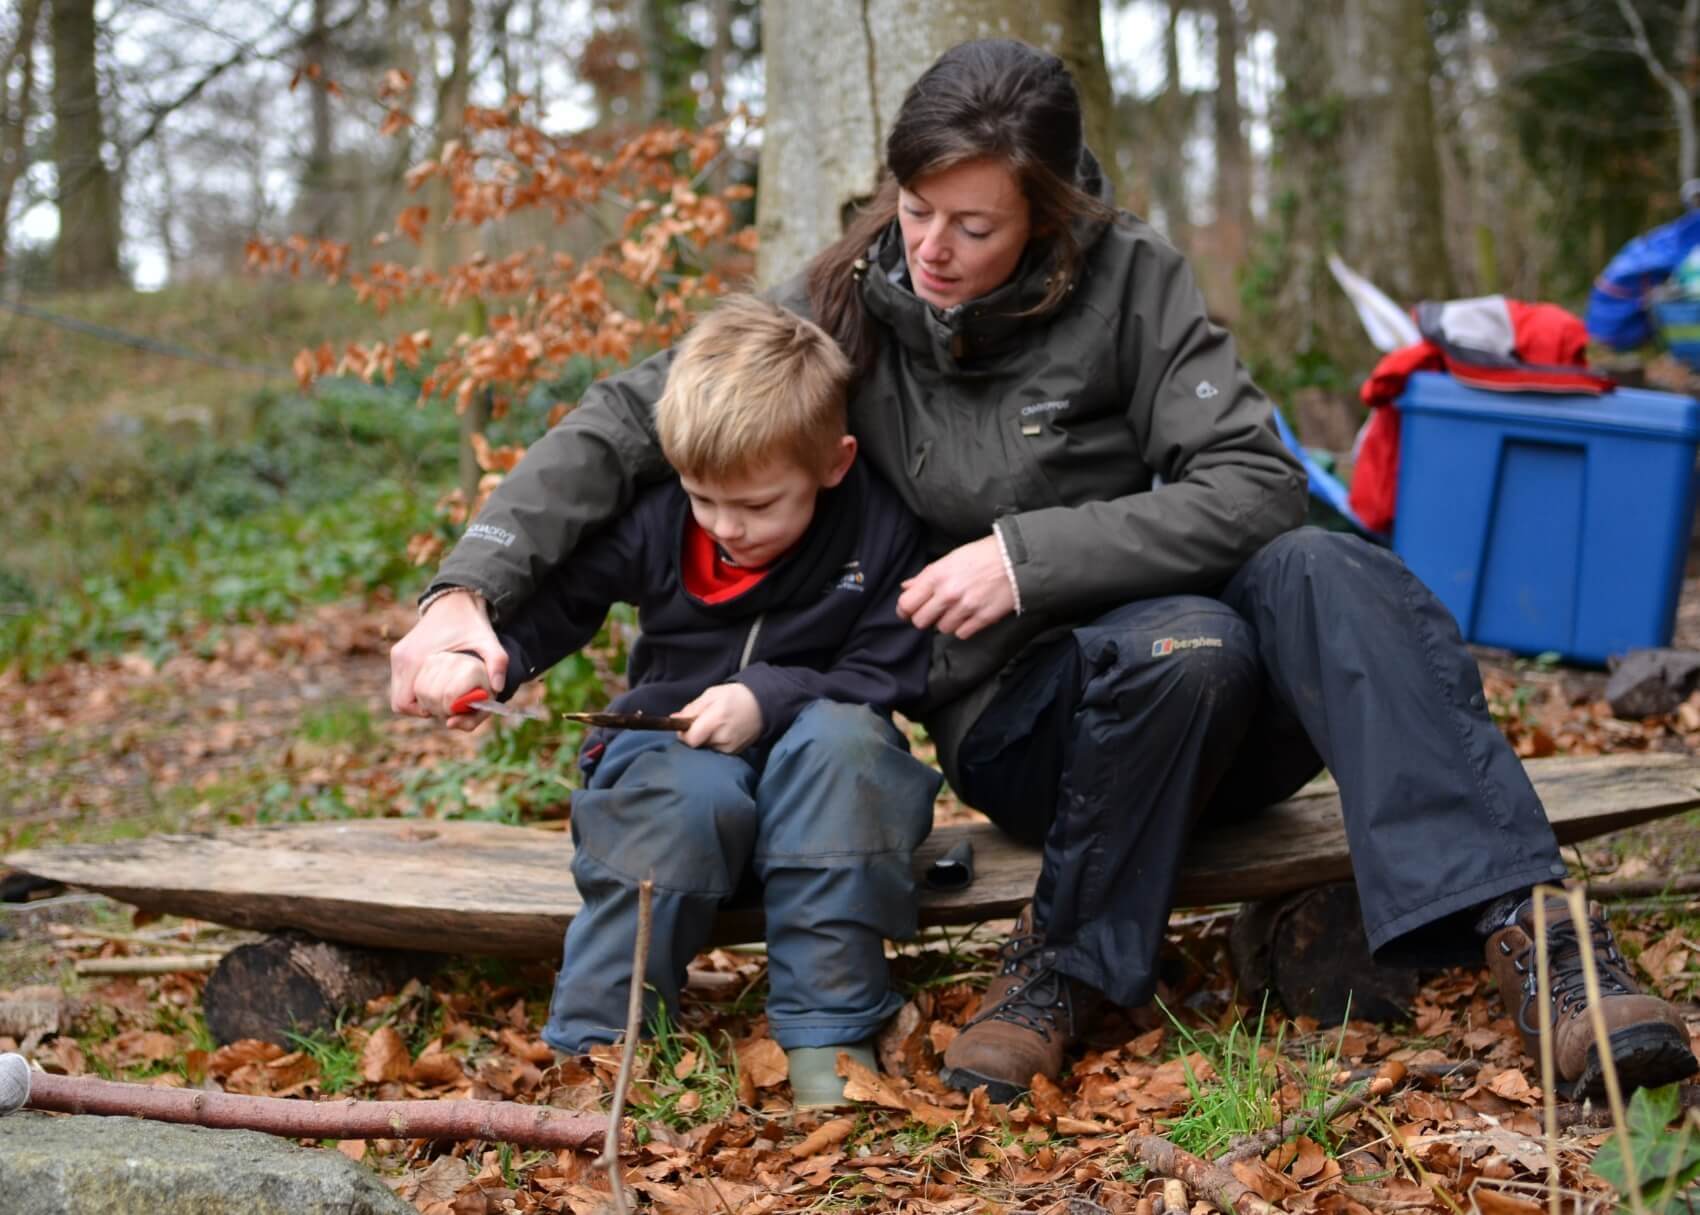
72, 954, 223, 976
6, 1061, 606, 1150
1127, 1133, 1276, 1215
1216, 1089, 1371, 1164
596, 878, 654, 1215
1584, 874, 1700, 900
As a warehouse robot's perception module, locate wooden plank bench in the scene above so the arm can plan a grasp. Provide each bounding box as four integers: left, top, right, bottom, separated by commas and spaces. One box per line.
8, 753, 1699, 959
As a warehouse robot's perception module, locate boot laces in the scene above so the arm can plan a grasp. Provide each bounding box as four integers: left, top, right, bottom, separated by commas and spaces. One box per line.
977, 954, 1076, 1041
1511, 911, 1634, 1036
996, 923, 1046, 980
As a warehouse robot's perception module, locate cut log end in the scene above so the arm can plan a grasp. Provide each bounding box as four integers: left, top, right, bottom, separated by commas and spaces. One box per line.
1229, 882, 1419, 1025
202, 932, 436, 1046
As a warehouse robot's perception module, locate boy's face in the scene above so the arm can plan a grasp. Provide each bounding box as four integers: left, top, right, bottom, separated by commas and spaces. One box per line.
679, 437, 857, 569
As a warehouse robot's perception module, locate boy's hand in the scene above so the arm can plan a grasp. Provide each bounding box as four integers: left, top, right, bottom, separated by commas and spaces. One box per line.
676, 683, 763, 754
415, 651, 491, 732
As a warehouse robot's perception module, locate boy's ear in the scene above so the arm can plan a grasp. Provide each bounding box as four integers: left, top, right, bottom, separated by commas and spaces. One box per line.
819, 434, 858, 488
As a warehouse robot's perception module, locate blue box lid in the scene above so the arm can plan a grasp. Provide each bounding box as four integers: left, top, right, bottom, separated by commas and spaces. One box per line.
1398, 371, 1700, 441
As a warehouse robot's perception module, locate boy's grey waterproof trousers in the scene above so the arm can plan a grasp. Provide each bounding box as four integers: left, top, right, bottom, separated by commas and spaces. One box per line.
542, 700, 941, 1055
954, 528, 1570, 1008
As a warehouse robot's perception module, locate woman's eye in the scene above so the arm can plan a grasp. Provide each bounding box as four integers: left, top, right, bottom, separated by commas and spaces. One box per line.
962, 227, 991, 240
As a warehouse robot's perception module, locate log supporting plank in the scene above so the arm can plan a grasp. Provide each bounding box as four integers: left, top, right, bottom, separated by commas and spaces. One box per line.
7, 754, 1699, 960
201, 932, 438, 1046
1228, 882, 1419, 1024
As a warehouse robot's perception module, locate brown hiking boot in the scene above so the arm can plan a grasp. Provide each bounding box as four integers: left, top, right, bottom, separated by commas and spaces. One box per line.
1485, 893, 1697, 1099
940, 908, 1099, 1102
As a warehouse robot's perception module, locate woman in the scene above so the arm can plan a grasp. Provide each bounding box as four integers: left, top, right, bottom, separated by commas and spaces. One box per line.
394, 39, 1695, 1102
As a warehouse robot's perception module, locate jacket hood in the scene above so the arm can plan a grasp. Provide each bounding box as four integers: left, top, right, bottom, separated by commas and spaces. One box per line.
859, 146, 1114, 372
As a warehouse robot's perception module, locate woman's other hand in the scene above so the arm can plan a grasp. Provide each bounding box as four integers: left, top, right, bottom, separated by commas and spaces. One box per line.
676, 683, 764, 754
897, 535, 1017, 639
390, 590, 508, 732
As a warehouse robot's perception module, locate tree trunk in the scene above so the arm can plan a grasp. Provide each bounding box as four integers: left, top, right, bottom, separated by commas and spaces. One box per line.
299, 0, 336, 238
635, 0, 667, 124
705, 0, 732, 123
1253, 0, 1452, 438
423, 0, 472, 274
1148, 0, 1191, 244
1194, 0, 1253, 320
1335, 0, 1454, 303
50, 0, 122, 288
1211, 0, 1250, 258
0, 0, 44, 269
491, 0, 517, 103
756, 0, 1115, 285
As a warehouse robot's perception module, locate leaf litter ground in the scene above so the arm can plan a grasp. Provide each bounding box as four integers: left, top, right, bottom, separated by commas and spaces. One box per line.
6, 582, 1700, 1213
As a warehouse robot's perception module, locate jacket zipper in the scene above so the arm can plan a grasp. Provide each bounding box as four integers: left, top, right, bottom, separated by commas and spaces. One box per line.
738, 614, 765, 671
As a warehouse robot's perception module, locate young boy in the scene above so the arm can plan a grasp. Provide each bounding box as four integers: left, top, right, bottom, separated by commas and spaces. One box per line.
414, 295, 941, 1106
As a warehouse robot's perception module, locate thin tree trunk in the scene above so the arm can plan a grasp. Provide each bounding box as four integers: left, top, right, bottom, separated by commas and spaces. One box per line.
757, 0, 1118, 285
300, 0, 336, 237
1150, 1, 1191, 242
51, 0, 122, 288
0, 0, 44, 268
383, 0, 421, 185
424, 0, 472, 273
1212, 0, 1250, 257
705, 0, 731, 123
491, 0, 517, 103
635, 0, 667, 124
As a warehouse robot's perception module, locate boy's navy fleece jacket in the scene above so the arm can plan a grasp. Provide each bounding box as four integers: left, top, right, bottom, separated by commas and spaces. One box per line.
495, 460, 931, 749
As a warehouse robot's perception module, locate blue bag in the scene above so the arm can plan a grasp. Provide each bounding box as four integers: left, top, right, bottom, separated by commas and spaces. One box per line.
1587, 209, 1700, 350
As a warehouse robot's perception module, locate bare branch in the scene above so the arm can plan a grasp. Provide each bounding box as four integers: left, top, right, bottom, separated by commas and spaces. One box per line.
596, 877, 654, 1215
1614, 0, 1699, 180
8, 1057, 609, 1150
123, 2, 363, 155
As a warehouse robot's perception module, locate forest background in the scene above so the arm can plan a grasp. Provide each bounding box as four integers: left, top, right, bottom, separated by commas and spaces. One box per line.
4, 4, 1700, 1212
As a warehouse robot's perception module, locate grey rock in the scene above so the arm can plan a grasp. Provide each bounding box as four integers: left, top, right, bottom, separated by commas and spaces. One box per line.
1604, 647, 1700, 718
0, 1112, 415, 1214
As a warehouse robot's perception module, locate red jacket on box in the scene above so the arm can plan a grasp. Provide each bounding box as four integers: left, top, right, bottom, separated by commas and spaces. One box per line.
1348, 297, 1614, 534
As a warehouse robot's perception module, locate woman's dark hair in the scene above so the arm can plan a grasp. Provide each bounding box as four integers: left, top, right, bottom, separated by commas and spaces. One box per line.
807, 39, 1115, 369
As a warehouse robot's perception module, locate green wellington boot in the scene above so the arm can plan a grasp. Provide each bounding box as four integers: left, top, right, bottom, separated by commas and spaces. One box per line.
787, 1040, 879, 1110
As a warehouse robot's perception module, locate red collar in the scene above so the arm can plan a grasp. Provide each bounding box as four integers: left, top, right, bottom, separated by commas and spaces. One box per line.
681, 515, 773, 604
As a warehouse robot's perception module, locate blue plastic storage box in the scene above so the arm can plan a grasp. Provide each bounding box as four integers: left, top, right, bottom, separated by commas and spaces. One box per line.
1392, 371, 1700, 665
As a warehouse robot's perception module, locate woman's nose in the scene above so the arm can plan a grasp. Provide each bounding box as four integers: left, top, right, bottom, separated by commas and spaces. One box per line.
917, 220, 950, 265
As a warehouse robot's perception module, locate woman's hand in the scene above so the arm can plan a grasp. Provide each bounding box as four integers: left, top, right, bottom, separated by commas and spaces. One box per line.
896, 534, 1017, 639
676, 683, 764, 754
390, 590, 508, 732
413, 652, 491, 729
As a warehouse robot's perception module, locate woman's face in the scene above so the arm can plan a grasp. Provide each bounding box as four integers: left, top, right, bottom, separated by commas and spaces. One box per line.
898, 158, 1032, 311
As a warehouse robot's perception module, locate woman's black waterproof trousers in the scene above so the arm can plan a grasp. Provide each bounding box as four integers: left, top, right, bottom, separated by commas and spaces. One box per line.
953, 527, 1570, 1007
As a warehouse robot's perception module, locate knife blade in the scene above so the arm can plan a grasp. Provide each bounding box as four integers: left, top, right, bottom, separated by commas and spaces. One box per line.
449, 689, 694, 732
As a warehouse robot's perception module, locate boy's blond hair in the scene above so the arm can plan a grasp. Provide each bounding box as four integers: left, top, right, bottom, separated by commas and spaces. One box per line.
656, 294, 851, 481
